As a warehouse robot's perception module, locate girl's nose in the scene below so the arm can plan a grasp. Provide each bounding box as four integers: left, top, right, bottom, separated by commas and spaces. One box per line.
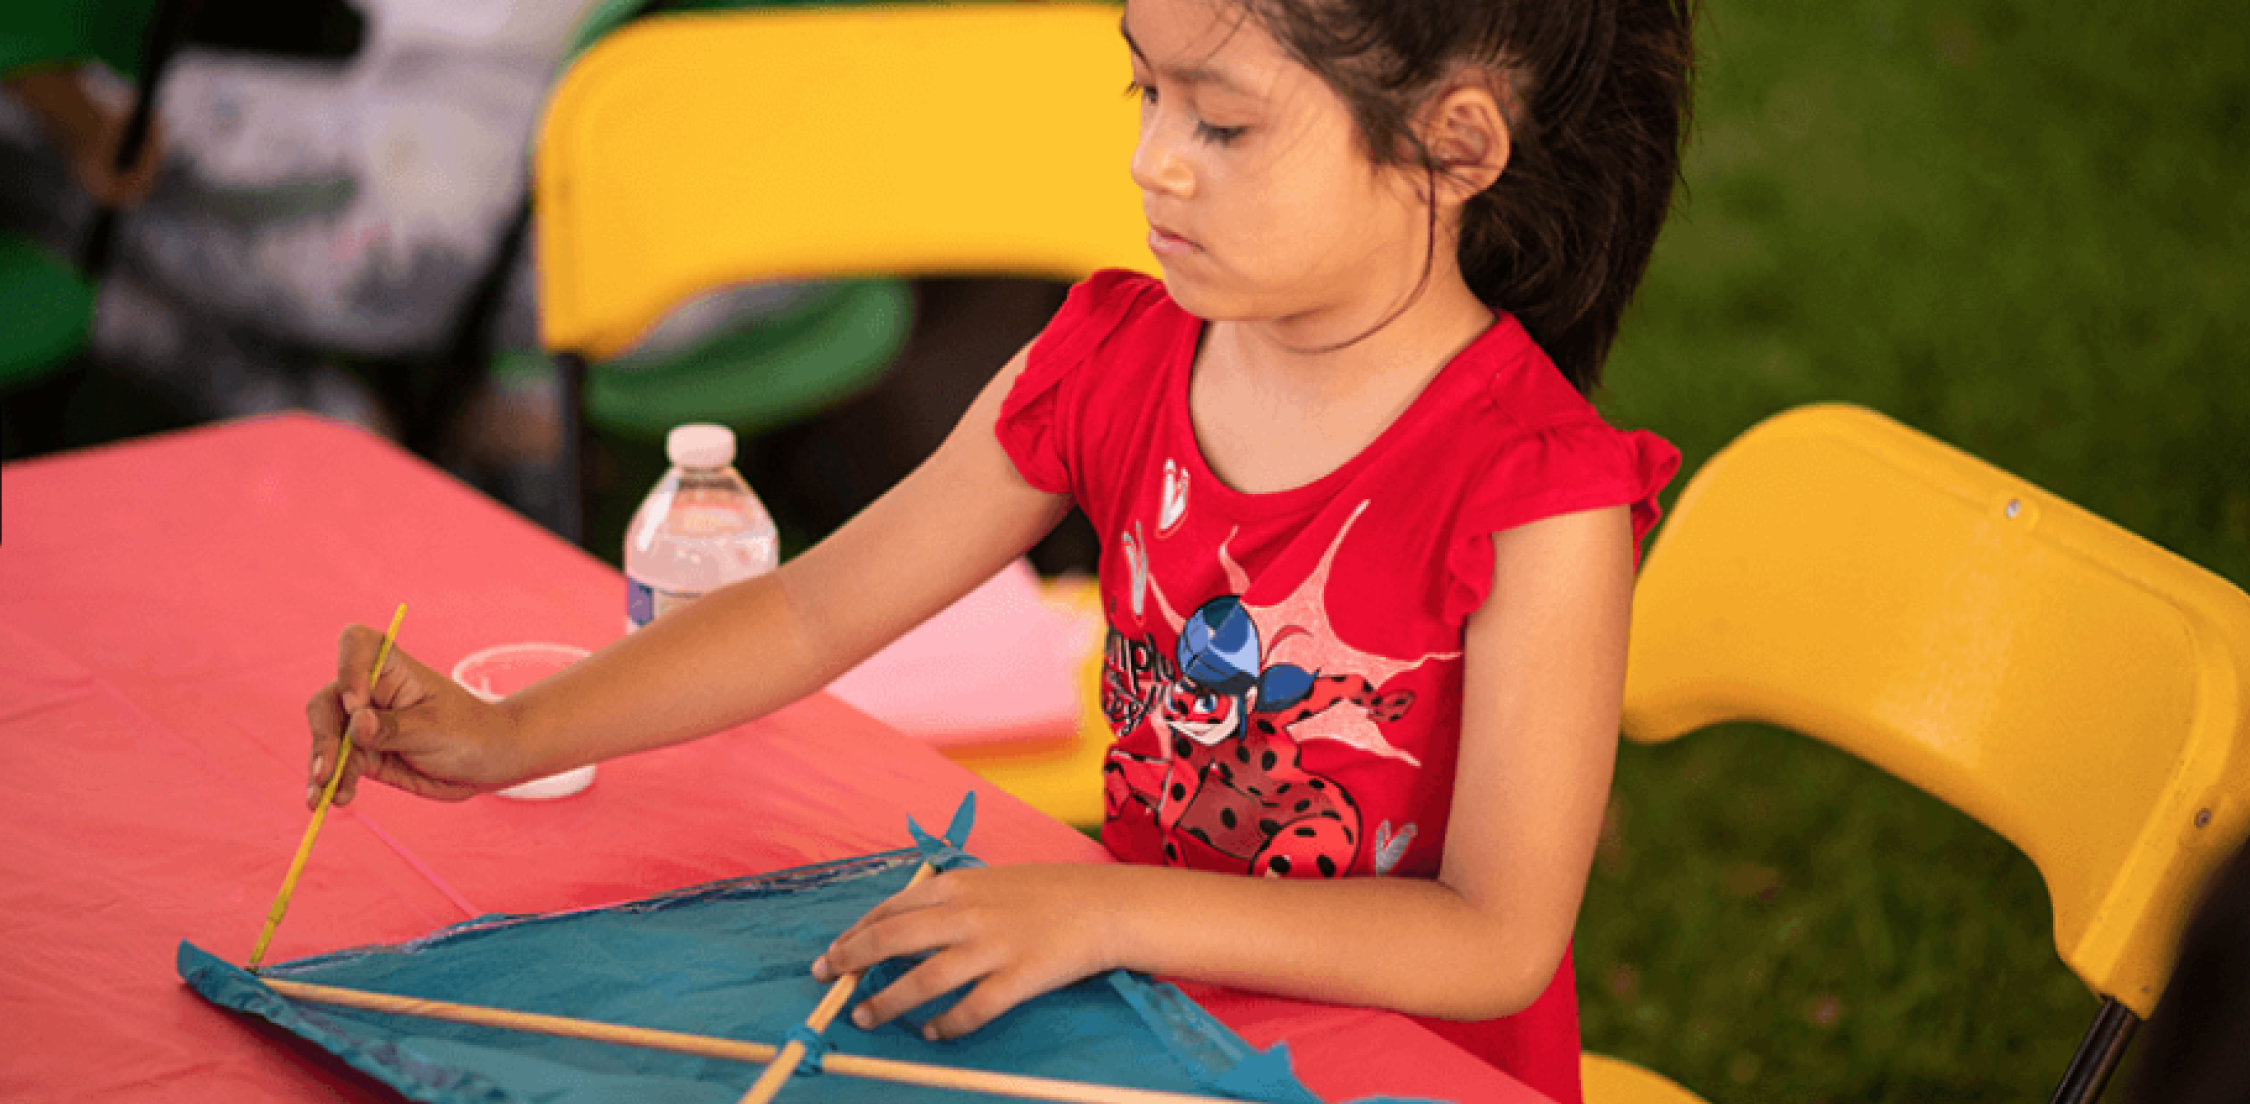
1129, 118, 1195, 199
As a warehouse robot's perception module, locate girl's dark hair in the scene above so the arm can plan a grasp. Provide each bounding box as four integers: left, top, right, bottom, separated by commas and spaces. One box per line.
1243, 0, 1695, 394
2130, 837, 2250, 1104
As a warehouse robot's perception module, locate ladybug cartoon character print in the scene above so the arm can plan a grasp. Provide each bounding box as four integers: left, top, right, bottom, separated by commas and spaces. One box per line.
1101, 489, 1443, 879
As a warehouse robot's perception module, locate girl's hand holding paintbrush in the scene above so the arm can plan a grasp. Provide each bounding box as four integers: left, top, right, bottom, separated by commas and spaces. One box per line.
305, 624, 530, 807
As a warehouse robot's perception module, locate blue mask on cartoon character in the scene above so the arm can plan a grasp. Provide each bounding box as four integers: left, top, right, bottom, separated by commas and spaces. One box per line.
1175, 596, 1315, 729
1179, 596, 1260, 696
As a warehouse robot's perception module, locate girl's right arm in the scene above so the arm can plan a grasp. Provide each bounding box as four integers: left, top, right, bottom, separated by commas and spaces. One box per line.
305, 344, 1072, 808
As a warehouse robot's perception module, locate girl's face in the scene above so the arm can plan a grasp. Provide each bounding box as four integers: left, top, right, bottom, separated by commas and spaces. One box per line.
1124, 0, 1436, 334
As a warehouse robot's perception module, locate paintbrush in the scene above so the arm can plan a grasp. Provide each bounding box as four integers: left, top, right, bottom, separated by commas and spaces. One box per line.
249, 603, 405, 970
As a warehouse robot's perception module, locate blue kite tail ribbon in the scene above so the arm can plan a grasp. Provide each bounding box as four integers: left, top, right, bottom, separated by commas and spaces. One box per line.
784, 1024, 830, 1076
906, 792, 984, 872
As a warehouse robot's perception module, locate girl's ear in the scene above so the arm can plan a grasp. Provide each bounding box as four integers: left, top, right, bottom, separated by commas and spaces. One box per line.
1421, 83, 1510, 204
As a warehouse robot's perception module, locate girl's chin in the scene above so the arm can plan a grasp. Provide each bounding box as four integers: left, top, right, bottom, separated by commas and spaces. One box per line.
1154, 267, 1249, 323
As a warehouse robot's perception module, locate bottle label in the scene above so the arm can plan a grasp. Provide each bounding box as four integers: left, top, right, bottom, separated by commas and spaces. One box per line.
626, 577, 705, 631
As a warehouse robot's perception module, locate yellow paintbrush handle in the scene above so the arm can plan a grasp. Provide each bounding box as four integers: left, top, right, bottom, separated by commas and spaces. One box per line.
250, 603, 405, 971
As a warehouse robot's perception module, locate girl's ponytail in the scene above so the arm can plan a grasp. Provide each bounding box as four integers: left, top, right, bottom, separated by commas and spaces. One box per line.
1250, 0, 1696, 393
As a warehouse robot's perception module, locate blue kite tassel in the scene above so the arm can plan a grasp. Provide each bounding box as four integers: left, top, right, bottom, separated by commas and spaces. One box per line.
906, 792, 983, 872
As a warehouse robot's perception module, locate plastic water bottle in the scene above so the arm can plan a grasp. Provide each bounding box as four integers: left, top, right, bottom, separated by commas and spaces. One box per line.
624, 424, 779, 632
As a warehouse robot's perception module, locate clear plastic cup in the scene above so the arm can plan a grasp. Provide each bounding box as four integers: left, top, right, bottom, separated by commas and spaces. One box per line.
451, 642, 595, 800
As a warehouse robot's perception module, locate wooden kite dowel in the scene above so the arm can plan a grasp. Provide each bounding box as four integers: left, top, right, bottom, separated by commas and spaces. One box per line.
828, 1052, 1246, 1104
265, 977, 778, 1064
736, 860, 936, 1104
263, 977, 1239, 1104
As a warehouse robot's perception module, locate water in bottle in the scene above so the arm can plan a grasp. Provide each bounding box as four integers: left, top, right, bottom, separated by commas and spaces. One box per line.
624, 423, 779, 632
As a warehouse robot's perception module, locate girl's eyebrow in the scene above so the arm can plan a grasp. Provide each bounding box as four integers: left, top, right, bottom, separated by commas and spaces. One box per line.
1120, 17, 1246, 94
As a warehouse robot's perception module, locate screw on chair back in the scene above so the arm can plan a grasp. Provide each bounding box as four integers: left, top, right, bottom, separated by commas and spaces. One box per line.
1620, 402, 2250, 1103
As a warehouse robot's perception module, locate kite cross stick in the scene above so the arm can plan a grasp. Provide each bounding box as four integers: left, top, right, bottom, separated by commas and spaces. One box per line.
735, 860, 938, 1104
248, 602, 406, 971
261, 976, 1239, 1104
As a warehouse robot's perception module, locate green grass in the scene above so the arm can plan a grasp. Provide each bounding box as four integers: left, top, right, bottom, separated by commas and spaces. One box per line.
1580, 726, 2096, 1101
1579, 0, 2247, 1099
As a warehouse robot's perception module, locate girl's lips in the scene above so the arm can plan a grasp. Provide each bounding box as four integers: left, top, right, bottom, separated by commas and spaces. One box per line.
1147, 225, 1199, 256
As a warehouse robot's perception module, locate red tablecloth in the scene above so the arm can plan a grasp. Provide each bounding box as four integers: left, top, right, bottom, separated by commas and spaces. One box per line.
0, 415, 1546, 1102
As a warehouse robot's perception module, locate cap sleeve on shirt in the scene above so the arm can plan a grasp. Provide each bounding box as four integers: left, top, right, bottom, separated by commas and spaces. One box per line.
996, 269, 1160, 497
1442, 418, 1683, 623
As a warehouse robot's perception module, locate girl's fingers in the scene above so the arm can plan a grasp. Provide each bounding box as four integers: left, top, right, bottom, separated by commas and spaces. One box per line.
335, 624, 381, 712
347, 699, 403, 751
304, 683, 347, 802
337, 623, 425, 711
336, 702, 422, 805
369, 647, 422, 709
324, 709, 365, 806
849, 947, 996, 1033
821, 889, 957, 979
923, 972, 1039, 1041
332, 750, 361, 807
315, 624, 500, 807
813, 868, 1097, 1041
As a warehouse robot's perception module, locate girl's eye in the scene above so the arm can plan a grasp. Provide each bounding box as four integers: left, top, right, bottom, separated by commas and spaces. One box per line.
1195, 121, 1247, 147
1126, 79, 1247, 147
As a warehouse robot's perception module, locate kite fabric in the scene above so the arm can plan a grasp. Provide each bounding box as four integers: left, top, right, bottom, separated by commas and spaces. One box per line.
180, 795, 1445, 1103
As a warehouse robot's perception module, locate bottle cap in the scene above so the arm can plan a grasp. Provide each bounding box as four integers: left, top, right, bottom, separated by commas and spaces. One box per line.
666, 423, 736, 469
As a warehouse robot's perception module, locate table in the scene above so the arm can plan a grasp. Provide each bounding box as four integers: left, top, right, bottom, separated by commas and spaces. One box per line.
0, 415, 1548, 1102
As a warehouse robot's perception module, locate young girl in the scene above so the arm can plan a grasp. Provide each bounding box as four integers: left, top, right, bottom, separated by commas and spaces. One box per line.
305, 0, 1693, 1099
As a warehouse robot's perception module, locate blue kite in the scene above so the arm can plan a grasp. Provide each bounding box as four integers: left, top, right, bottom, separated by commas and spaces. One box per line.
180, 795, 1444, 1103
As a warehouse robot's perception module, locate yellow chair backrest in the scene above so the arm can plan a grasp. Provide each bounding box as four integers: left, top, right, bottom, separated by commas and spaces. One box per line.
534, 2, 1151, 361
1623, 403, 2250, 1018
1581, 1051, 1710, 1104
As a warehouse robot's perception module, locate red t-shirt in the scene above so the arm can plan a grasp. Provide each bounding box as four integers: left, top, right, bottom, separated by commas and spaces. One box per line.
996, 271, 1677, 1104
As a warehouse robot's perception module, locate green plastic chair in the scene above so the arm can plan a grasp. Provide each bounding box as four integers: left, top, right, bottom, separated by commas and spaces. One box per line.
580, 279, 910, 442
1, 0, 188, 451
0, 236, 94, 395
486, 277, 911, 446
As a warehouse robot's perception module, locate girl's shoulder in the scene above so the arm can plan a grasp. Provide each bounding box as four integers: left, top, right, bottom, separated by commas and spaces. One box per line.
1434, 312, 1680, 557
1455, 313, 1617, 438
1027, 269, 1185, 374
998, 270, 1190, 498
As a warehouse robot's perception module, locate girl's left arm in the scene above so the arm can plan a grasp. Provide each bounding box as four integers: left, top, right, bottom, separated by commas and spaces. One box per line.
820, 505, 1635, 1038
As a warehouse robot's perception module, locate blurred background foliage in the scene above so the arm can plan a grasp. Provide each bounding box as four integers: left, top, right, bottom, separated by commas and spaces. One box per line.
1577, 0, 2245, 1099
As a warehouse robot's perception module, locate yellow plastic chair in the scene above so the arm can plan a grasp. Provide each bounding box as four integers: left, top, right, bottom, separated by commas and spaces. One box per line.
1621, 403, 2250, 1104
533, 1, 1148, 541
533, 2, 1145, 814
1581, 1052, 1709, 1104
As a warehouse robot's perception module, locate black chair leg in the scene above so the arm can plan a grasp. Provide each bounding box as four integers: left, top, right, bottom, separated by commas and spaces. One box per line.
2050, 997, 2139, 1104
555, 353, 589, 548
81, 0, 205, 276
